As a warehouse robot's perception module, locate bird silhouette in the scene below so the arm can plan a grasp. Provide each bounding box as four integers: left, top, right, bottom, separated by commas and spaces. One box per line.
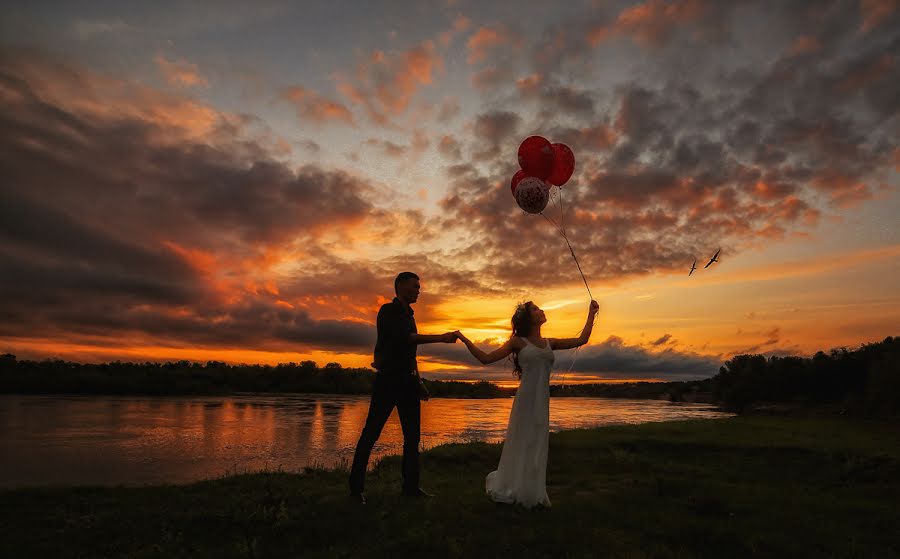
704, 248, 720, 269
689, 260, 697, 276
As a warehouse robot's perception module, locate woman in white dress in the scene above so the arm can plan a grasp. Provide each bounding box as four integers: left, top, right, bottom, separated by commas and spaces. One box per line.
455, 299, 599, 509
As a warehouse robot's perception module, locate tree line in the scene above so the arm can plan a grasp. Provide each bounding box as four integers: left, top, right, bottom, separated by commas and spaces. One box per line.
712, 336, 898, 415
1, 335, 896, 414
0, 356, 514, 398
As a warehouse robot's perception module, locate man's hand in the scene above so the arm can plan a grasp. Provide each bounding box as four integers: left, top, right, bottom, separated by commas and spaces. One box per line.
589, 300, 600, 315
417, 378, 431, 401
441, 332, 458, 343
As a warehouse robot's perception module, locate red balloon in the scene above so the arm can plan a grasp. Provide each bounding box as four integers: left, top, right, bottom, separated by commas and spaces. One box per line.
547, 143, 575, 186
517, 136, 554, 179
510, 169, 527, 196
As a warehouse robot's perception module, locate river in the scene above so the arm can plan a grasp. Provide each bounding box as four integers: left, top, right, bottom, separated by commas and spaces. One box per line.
0, 394, 731, 488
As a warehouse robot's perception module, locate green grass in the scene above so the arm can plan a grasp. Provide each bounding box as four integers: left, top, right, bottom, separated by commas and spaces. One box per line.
2, 416, 898, 558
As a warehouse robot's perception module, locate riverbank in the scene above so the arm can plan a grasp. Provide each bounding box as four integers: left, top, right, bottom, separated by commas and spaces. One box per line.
0, 357, 701, 400
2, 415, 897, 558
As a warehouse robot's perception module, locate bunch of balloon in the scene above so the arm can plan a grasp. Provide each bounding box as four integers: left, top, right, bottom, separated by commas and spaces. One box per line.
509, 135, 590, 300
510, 136, 575, 212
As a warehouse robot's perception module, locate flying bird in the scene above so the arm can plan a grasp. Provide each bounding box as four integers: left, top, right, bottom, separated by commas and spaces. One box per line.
704, 248, 721, 269
689, 260, 697, 276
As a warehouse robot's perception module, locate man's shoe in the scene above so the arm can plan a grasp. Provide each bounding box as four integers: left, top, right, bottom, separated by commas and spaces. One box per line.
349, 492, 367, 505
401, 487, 434, 498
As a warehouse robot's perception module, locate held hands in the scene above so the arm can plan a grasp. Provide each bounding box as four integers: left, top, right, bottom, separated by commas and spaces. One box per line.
441, 332, 458, 343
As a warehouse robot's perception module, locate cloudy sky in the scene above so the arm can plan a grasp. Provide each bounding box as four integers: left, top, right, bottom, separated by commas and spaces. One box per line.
1, 0, 898, 384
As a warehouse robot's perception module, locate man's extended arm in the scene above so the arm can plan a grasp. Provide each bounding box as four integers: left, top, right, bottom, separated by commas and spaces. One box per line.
410, 332, 456, 344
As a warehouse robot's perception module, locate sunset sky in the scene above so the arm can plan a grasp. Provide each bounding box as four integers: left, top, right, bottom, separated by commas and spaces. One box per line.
1, 0, 898, 384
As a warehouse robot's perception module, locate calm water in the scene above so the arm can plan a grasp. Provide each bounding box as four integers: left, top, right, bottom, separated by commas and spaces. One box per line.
0, 394, 731, 488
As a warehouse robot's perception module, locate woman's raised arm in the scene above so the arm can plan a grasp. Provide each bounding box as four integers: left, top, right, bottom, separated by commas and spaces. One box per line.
550, 300, 599, 351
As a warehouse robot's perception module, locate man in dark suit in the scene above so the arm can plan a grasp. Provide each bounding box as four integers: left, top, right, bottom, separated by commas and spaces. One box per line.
348, 272, 458, 503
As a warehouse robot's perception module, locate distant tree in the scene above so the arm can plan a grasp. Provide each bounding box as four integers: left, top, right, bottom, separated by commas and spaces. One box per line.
711, 336, 899, 415
0, 353, 15, 373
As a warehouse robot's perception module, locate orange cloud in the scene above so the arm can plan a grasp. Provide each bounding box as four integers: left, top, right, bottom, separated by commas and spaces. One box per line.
466, 25, 518, 64
752, 180, 796, 201
281, 86, 355, 126
163, 241, 217, 276
1, 48, 233, 141
587, 0, 707, 48
618, 0, 705, 43
860, 0, 898, 31
835, 53, 895, 93
438, 15, 472, 47
154, 54, 208, 88
580, 123, 617, 150
586, 25, 614, 48
515, 73, 542, 94
789, 35, 822, 55
335, 40, 443, 125
812, 171, 873, 207
162, 241, 260, 305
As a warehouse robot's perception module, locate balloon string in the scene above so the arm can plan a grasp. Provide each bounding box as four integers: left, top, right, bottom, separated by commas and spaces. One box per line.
542, 218, 588, 297
540, 212, 565, 238
540, 187, 595, 385
558, 185, 568, 238
563, 232, 593, 301
540, 205, 592, 300
554, 187, 591, 299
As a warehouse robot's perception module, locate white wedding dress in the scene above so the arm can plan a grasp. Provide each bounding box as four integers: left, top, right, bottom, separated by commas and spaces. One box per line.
485, 337, 554, 508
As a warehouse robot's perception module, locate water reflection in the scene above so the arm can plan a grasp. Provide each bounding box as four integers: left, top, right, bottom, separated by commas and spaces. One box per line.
0, 394, 731, 488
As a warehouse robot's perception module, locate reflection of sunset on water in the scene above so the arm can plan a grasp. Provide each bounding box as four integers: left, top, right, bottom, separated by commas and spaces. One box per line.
0, 394, 729, 488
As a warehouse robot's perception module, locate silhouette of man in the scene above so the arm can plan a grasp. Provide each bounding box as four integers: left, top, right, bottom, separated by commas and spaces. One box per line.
348, 272, 457, 503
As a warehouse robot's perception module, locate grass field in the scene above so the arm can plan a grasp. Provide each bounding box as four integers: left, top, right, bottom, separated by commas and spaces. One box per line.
2, 415, 898, 558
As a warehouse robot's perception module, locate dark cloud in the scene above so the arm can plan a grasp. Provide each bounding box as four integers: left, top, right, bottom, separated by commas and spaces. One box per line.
437, 134, 462, 159
436, 97, 460, 123
472, 110, 522, 160
471, 64, 517, 92
516, 74, 596, 118
419, 333, 721, 382
0, 57, 382, 248
296, 139, 321, 153
650, 333, 673, 346
733, 327, 784, 355
0, 292, 376, 353
0, 47, 415, 353
567, 335, 722, 381
365, 137, 407, 158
